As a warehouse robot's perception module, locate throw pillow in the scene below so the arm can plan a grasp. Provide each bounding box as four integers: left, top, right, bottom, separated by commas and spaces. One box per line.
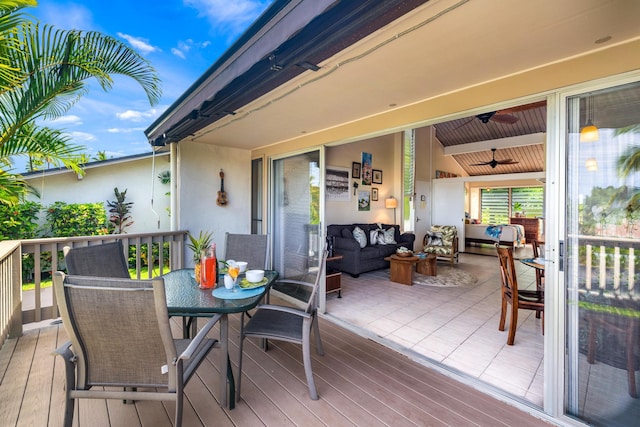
353, 226, 367, 248
370, 228, 384, 245
341, 228, 353, 239
426, 231, 443, 246
382, 227, 397, 244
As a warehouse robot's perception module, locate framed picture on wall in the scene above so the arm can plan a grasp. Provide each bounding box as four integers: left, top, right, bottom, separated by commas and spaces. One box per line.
325, 166, 350, 201
371, 187, 379, 201
352, 162, 361, 179
372, 169, 383, 184
357, 190, 370, 211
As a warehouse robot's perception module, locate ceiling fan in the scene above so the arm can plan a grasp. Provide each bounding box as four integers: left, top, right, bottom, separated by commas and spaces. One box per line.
455, 100, 546, 129
470, 148, 519, 168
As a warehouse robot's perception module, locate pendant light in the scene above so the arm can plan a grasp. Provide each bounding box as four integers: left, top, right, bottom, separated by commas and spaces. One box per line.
585, 158, 598, 171
580, 95, 599, 142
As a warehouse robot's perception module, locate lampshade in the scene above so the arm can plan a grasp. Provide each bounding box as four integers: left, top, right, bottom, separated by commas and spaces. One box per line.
585, 158, 598, 172
385, 197, 398, 209
580, 121, 599, 142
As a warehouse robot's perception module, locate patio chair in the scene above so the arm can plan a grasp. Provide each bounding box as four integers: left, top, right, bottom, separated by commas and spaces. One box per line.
496, 246, 544, 345
63, 240, 130, 278
52, 272, 221, 427
237, 249, 327, 401
224, 232, 269, 269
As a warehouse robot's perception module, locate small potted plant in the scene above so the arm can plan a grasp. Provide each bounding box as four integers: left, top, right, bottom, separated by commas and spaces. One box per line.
186, 230, 213, 284
513, 202, 523, 217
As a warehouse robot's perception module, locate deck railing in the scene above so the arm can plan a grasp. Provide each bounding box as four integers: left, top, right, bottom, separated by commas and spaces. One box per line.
577, 235, 639, 296
0, 231, 188, 348
0, 240, 22, 349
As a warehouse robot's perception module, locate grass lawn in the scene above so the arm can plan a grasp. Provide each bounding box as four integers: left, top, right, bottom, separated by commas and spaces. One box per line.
22, 265, 171, 291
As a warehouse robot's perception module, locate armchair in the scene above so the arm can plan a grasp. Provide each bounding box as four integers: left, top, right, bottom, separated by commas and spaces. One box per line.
52, 273, 221, 427
423, 225, 459, 265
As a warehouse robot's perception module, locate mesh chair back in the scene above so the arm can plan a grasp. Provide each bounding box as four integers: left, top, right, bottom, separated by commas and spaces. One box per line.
64, 241, 130, 278
224, 233, 269, 269
304, 249, 328, 314
54, 274, 173, 389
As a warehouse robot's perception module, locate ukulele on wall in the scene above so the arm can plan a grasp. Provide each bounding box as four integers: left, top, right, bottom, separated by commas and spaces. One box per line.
217, 169, 228, 206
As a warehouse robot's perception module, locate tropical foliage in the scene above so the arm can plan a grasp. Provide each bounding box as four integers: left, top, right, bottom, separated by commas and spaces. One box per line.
106, 187, 134, 234
0, 0, 161, 205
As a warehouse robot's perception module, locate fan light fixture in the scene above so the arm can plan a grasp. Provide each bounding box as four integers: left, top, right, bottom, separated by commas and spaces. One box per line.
385, 196, 398, 224
580, 95, 599, 142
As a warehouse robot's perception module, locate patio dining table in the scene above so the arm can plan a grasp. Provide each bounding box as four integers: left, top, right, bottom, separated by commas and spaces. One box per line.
162, 268, 279, 409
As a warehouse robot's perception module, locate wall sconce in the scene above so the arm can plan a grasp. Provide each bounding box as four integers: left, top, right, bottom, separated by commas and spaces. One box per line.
585, 158, 598, 172
385, 196, 398, 224
580, 95, 599, 142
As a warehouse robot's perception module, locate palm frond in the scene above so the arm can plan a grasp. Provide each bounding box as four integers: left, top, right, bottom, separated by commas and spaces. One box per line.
617, 146, 640, 178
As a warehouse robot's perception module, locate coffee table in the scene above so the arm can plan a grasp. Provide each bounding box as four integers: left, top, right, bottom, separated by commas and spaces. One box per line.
416, 253, 437, 276
384, 254, 419, 285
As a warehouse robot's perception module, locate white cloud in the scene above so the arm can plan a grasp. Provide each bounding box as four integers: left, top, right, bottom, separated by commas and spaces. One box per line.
184, 0, 271, 35
116, 32, 160, 55
116, 108, 159, 122
49, 115, 83, 126
69, 131, 96, 142
171, 48, 186, 59
34, 4, 95, 31
107, 127, 147, 134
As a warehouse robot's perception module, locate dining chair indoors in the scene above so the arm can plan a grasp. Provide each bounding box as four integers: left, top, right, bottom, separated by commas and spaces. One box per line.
52, 272, 222, 427
224, 232, 269, 269
63, 240, 130, 278
237, 249, 327, 401
530, 239, 545, 291
496, 246, 544, 345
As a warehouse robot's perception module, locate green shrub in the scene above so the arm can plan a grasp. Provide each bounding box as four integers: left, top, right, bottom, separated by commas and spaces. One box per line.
45, 201, 109, 237
0, 201, 41, 240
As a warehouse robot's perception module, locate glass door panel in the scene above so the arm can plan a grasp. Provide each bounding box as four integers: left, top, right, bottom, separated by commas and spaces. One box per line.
271, 151, 321, 282
565, 80, 640, 426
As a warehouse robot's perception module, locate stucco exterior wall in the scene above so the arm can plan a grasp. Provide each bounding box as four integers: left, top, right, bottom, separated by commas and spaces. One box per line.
177, 141, 252, 264
24, 154, 171, 234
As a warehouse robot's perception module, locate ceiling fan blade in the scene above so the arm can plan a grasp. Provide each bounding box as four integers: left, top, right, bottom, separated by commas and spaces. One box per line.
453, 117, 476, 130
469, 161, 492, 166
496, 159, 519, 165
498, 100, 546, 114
491, 114, 519, 124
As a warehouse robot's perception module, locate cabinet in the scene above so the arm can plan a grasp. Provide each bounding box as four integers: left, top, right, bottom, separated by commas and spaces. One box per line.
326, 255, 342, 297
509, 217, 543, 242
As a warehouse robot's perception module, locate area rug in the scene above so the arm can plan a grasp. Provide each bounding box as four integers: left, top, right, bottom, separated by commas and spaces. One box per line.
411, 265, 477, 287
365, 265, 478, 287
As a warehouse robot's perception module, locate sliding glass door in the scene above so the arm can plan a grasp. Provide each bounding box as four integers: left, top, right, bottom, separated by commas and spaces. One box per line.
270, 150, 321, 281
564, 79, 640, 426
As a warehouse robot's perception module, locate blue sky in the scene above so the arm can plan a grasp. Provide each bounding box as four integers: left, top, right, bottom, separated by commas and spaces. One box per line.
18, 0, 273, 171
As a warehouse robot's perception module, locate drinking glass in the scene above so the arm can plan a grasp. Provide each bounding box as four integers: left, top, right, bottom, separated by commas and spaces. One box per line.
228, 265, 240, 292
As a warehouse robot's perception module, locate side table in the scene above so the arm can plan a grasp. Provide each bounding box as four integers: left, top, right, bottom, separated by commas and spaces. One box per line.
384, 254, 419, 285
326, 255, 343, 297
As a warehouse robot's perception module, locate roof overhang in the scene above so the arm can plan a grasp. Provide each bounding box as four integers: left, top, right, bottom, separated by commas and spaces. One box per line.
144, 0, 430, 147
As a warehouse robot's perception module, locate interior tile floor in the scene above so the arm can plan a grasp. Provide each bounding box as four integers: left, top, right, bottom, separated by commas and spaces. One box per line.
325, 245, 545, 407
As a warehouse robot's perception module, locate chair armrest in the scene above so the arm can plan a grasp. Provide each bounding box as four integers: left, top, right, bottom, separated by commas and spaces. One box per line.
399, 233, 415, 245
179, 313, 222, 361
52, 340, 73, 358
256, 304, 312, 319
333, 237, 360, 251
275, 279, 314, 291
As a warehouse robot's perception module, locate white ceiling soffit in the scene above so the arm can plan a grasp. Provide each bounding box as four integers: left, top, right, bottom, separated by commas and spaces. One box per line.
191, 0, 640, 149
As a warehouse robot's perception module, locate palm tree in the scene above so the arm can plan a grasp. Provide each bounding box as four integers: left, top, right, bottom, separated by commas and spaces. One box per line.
0, 0, 161, 205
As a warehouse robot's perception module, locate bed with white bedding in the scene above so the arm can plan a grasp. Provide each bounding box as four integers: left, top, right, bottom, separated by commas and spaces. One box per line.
464, 223, 526, 247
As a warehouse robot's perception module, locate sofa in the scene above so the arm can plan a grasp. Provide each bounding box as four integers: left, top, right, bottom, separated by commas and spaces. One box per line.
422, 225, 459, 266
327, 223, 415, 277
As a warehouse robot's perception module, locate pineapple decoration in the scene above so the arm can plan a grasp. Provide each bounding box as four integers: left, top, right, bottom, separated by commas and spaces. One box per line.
186, 231, 214, 284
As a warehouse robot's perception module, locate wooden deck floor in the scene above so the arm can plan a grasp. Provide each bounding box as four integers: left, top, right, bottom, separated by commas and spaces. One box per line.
0, 310, 554, 426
